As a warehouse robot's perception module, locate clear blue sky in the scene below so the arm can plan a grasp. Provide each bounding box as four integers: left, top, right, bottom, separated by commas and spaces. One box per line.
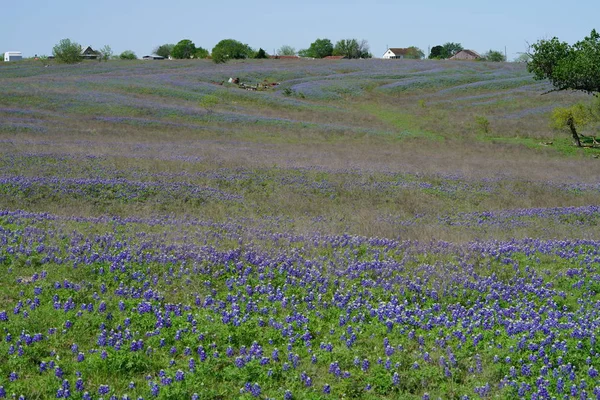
2, 0, 599, 60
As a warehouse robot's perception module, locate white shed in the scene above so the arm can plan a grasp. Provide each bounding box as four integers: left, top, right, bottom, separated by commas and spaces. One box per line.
4, 51, 23, 62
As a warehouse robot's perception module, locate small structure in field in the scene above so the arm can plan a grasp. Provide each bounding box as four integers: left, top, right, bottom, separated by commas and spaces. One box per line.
81, 46, 99, 60
4, 51, 23, 62
142, 54, 165, 60
449, 50, 481, 60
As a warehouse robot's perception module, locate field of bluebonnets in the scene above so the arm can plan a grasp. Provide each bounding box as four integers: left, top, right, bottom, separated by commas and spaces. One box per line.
1, 58, 600, 399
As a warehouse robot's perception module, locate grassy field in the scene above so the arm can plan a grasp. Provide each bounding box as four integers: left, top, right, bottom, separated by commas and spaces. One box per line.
0, 58, 599, 399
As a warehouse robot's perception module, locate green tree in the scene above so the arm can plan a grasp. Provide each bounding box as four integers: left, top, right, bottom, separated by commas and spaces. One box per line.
119, 50, 137, 60
211, 39, 253, 63
195, 47, 209, 59
172, 39, 196, 59
333, 39, 371, 59
428, 45, 444, 59
52, 39, 82, 64
527, 29, 600, 95
404, 46, 425, 59
154, 44, 174, 58
98, 45, 112, 62
277, 45, 296, 56
298, 38, 333, 58
551, 104, 592, 147
483, 49, 505, 62
429, 43, 463, 59
442, 42, 463, 58
254, 48, 268, 59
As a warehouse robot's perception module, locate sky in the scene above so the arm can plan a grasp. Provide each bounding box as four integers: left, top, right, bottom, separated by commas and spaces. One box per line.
2, 0, 599, 60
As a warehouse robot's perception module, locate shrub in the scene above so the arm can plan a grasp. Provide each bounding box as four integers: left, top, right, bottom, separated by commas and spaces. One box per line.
119, 50, 137, 60
475, 116, 490, 133
52, 39, 82, 64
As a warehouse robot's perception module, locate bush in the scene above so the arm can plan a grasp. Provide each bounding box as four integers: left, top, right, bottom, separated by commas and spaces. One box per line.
119, 51, 137, 60
154, 44, 174, 58
195, 47, 209, 59
212, 39, 253, 63
172, 40, 196, 59
475, 116, 490, 133
52, 39, 82, 64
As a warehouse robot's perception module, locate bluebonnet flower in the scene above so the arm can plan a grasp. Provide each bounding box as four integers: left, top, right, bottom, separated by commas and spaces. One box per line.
323, 384, 331, 395
98, 385, 110, 395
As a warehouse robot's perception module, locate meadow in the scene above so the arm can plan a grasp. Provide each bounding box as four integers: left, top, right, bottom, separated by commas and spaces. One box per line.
0, 58, 599, 399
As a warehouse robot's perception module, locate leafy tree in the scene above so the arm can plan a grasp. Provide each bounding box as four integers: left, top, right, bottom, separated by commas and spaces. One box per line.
254, 48, 268, 59
442, 42, 463, 58
551, 104, 592, 147
154, 44, 174, 58
483, 49, 505, 62
195, 47, 209, 59
52, 39, 82, 64
404, 46, 425, 59
333, 39, 371, 59
172, 39, 196, 59
98, 45, 112, 62
428, 45, 444, 59
527, 29, 600, 95
277, 45, 296, 56
119, 50, 137, 60
211, 39, 253, 63
429, 42, 463, 59
298, 38, 333, 58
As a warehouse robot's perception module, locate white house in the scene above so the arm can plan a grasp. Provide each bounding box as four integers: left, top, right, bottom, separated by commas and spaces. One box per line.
4, 51, 23, 62
382, 48, 422, 59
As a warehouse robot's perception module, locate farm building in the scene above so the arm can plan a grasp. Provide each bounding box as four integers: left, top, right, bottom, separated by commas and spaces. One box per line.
382, 48, 410, 59
81, 46, 99, 60
323, 55, 346, 60
4, 51, 23, 62
142, 54, 165, 60
450, 50, 481, 60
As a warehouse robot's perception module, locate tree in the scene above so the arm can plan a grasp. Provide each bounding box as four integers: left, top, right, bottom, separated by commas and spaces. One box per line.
119, 50, 137, 60
404, 46, 425, 59
195, 47, 209, 59
98, 45, 112, 62
52, 39, 82, 64
551, 104, 592, 147
333, 39, 371, 59
277, 45, 296, 56
483, 49, 505, 62
527, 29, 600, 95
428, 45, 444, 59
442, 42, 463, 58
154, 44, 174, 58
254, 48, 268, 59
211, 39, 253, 63
298, 38, 333, 58
172, 39, 196, 59
429, 42, 463, 59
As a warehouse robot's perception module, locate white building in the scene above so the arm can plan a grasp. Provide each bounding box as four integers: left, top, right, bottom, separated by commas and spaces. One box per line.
4, 51, 23, 62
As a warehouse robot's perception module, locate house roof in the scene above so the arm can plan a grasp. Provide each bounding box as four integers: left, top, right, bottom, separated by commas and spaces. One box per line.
81, 46, 98, 55
450, 50, 481, 59
323, 55, 345, 60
